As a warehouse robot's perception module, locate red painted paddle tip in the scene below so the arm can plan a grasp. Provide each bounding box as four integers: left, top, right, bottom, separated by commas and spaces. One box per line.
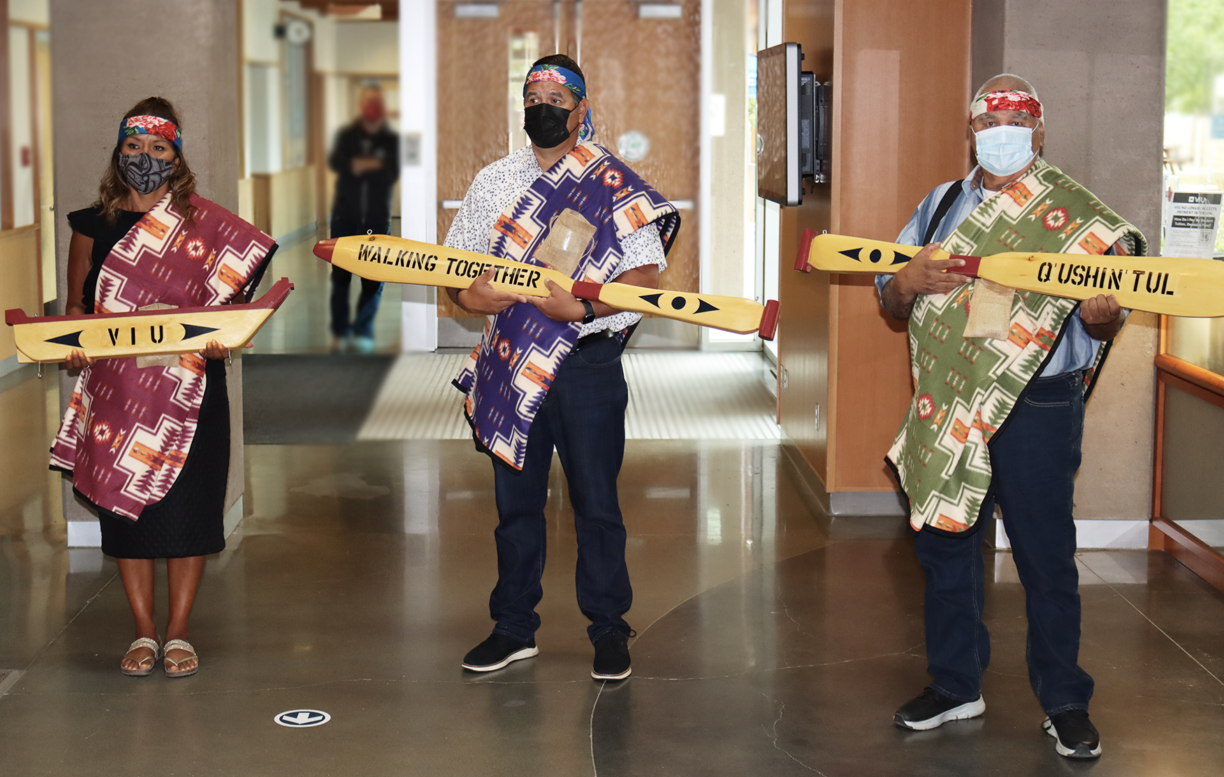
571, 281, 603, 301
313, 239, 336, 263
795, 229, 818, 273
954, 255, 981, 278
4, 308, 30, 326
759, 300, 780, 341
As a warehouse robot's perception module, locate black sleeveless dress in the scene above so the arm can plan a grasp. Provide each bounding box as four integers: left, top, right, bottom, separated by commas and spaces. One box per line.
64, 206, 230, 559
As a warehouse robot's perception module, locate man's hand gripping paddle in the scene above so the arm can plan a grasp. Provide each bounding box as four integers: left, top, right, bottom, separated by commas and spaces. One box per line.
314, 235, 780, 339
795, 230, 1224, 318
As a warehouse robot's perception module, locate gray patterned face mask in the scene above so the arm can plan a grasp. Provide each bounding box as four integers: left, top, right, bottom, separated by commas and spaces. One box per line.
118, 153, 175, 195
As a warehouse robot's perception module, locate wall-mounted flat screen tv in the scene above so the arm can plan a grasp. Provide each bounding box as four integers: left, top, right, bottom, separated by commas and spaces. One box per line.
757, 42, 831, 207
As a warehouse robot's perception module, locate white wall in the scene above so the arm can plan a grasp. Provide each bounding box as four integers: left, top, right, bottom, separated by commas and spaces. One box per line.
335, 21, 398, 74
245, 63, 283, 175
9, 27, 34, 227
244, 0, 280, 63
399, 2, 436, 351
10, 0, 49, 26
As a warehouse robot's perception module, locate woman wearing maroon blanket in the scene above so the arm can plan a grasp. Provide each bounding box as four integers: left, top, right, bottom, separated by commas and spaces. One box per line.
56, 97, 275, 678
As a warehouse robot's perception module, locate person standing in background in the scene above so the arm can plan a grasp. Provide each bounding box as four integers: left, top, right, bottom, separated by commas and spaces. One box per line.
328, 84, 399, 354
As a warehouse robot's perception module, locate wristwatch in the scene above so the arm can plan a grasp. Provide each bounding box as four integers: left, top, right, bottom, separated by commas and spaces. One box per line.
580, 299, 596, 325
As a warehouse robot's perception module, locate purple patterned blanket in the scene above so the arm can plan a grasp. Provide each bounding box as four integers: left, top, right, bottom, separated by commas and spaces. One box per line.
454, 142, 679, 469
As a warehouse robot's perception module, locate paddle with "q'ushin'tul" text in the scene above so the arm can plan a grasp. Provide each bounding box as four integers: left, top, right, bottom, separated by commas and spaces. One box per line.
4, 278, 294, 363
795, 230, 1224, 318
313, 235, 780, 339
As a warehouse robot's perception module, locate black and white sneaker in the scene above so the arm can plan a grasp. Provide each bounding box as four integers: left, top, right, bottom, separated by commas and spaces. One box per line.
1043, 710, 1102, 759
591, 631, 632, 681
461, 632, 538, 672
894, 687, 986, 730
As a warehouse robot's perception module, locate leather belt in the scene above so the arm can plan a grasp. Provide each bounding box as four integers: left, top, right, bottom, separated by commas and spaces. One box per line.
574, 329, 615, 350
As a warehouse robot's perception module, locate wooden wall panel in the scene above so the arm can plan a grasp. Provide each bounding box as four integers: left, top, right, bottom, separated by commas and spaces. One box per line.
829, 0, 972, 492
436, 0, 557, 319
777, 0, 835, 487
269, 164, 317, 239
435, 0, 700, 318
0, 225, 41, 361
580, 0, 701, 295
778, 0, 972, 493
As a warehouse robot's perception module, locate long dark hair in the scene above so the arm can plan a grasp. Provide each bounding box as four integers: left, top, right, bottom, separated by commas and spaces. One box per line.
98, 96, 197, 224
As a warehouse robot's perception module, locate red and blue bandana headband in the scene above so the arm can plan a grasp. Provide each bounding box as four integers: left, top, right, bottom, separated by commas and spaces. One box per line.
970, 90, 1043, 121
525, 64, 594, 142
119, 115, 183, 151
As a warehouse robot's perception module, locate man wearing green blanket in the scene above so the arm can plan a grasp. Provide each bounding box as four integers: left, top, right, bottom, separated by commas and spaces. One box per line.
876, 74, 1146, 760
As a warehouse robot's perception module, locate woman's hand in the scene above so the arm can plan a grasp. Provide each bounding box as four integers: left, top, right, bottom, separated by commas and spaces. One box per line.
65, 349, 92, 371
200, 340, 228, 361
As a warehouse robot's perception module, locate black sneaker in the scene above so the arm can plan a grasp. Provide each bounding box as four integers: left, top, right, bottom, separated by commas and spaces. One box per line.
1043, 710, 1102, 759
591, 631, 631, 681
461, 632, 538, 672
894, 687, 986, 730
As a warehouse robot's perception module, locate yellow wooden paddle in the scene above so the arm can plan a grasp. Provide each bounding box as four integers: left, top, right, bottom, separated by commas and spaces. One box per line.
314, 235, 780, 339
4, 278, 294, 363
795, 230, 1224, 318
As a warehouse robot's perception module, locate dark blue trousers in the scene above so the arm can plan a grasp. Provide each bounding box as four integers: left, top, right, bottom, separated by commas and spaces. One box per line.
329, 218, 387, 339
490, 334, 633, 644
914, 371, 1095, 716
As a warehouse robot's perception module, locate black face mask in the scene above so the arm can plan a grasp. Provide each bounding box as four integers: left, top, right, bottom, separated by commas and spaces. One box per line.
118, 153, 175, 195
523, 103, 577, 149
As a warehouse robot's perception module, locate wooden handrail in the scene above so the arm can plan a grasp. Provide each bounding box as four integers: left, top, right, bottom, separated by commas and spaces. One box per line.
1154, 353, 1224, 399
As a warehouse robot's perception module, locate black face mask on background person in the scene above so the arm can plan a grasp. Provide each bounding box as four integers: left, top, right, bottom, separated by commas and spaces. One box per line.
118, 152, 176, 195
523, 103, 578, 149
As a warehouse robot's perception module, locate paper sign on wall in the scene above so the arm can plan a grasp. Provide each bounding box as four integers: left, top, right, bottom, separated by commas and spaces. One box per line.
1164, 191, 1223, 259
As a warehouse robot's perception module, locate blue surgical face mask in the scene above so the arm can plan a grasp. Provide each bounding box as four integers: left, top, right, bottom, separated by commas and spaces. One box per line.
973, 124, 1037, 177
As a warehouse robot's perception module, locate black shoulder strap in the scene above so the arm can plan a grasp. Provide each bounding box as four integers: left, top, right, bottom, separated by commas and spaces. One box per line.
922, 180, 965, 246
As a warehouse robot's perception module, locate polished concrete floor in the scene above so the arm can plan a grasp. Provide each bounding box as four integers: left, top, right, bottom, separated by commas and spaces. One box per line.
3, 354, 1224, 774
14, 220, 1224, 775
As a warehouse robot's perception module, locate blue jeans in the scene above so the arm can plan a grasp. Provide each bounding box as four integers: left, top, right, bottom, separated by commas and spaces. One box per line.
489, 334, 633, 644
329, 219, 387, 339
914, 371, 1094, 716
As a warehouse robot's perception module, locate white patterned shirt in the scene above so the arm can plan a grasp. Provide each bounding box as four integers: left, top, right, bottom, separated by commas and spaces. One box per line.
444, 144, 667, 337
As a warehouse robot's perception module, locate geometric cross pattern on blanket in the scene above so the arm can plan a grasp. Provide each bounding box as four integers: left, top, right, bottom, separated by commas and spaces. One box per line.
50, 193, 275, 519
887, 160, 1147, 534
454, 142, 679, 469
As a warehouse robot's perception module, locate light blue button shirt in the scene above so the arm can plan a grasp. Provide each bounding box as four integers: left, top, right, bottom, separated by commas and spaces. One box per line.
876, 170, 1123, 377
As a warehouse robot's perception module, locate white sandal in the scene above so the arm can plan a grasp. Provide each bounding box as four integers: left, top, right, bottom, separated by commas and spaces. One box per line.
163, 639, 199, 678
120, 637, 161, 677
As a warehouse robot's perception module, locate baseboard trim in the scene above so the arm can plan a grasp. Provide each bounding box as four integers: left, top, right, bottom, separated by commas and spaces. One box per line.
223, 495, 244, 540
996, 519, 1150, 550
67, 520, 102, 548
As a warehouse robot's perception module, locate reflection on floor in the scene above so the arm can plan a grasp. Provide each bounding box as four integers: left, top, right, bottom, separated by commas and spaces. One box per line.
358, 351, 781, 441
1, 427, 1223, 773
251, 234, 403, 356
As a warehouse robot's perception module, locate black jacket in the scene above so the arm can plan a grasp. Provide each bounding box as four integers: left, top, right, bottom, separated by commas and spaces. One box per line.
328, 121, 399, 227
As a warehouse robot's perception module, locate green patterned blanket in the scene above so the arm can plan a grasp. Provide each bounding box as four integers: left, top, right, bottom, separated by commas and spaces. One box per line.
888, 159, 1146, 534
